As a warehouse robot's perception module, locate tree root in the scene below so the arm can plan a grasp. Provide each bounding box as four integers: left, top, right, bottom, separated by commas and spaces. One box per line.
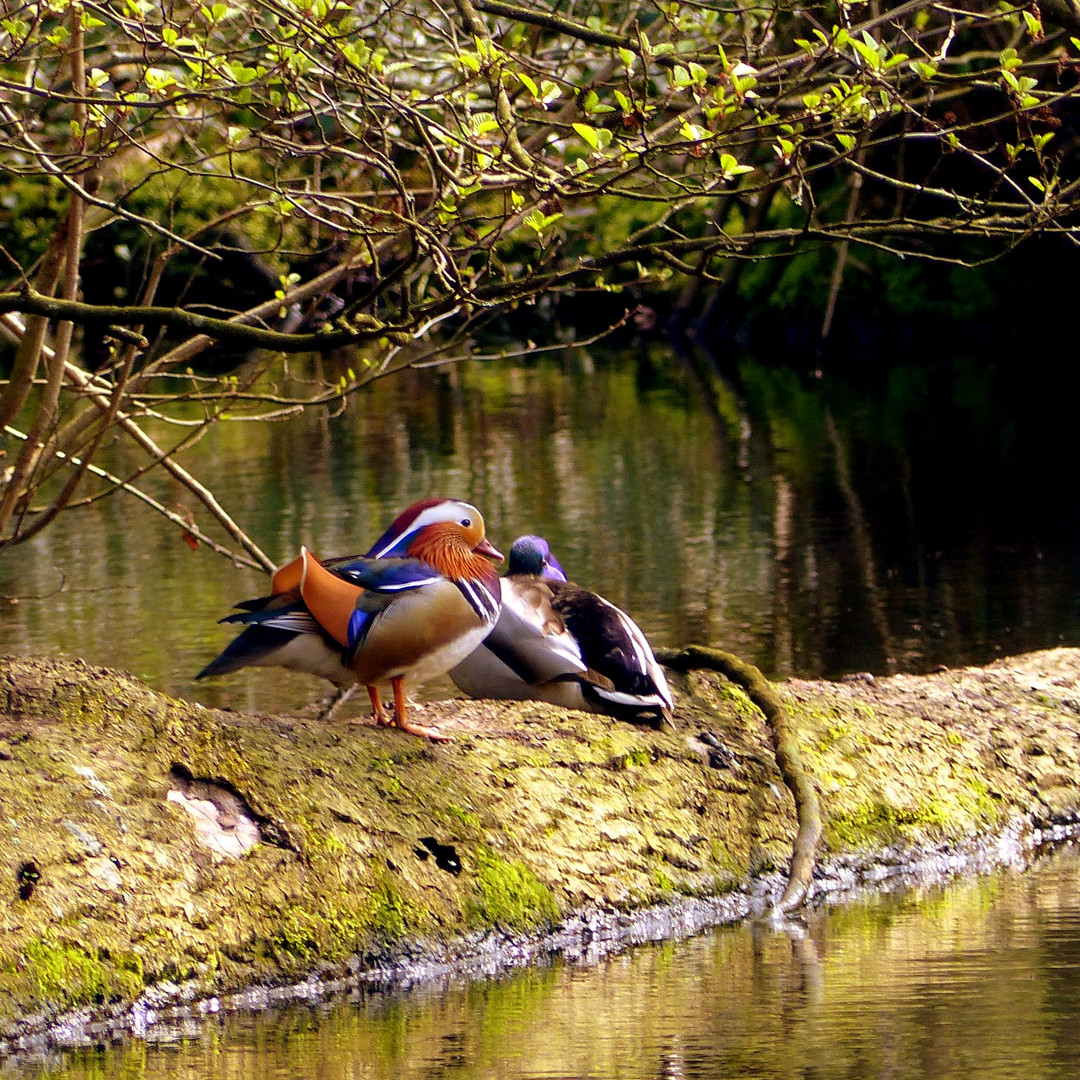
657, 645, 822, 913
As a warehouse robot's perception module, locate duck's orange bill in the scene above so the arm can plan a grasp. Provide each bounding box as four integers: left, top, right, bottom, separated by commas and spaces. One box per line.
298, 547, 360, 648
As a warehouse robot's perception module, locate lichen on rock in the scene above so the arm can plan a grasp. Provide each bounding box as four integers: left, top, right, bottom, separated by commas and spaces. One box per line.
1, 648, 1079, 1044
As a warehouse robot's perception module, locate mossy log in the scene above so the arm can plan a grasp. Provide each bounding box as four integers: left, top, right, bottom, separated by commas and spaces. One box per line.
2, 649, 1080, 1041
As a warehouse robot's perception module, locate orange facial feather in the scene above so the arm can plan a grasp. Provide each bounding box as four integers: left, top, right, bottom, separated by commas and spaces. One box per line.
407, 523, 499, 582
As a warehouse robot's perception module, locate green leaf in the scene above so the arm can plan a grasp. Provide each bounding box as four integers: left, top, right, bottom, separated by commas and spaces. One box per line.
851, 37, 881, 70
999, 48, 1022, 71
471, 111, 498, 136
719, 152, 753, 180
524, 208, 563, 235
680, 121, 711, 142
836, 133, 856, 152
572, 122, 600, 150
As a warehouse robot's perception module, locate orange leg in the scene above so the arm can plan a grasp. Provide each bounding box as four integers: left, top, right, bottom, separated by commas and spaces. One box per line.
367, 685, 392, 727
391, 676, 452, 741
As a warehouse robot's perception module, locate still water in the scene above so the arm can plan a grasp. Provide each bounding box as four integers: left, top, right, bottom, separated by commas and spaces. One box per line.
4, 347, 1080, 1076
9, 842, 1080, 1078
2, 346, 1080, 717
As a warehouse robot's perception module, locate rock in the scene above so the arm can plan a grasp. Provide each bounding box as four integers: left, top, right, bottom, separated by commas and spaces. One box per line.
0, 649, 1079, 1047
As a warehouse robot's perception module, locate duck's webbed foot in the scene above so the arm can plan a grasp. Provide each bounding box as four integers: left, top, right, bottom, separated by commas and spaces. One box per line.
367, 685, 394, 727
390, 676, 453, 742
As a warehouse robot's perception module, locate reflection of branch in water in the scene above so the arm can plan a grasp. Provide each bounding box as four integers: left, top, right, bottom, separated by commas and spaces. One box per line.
791, 930, 825, 1005
824, 408, 897, 674
773, 473, 796, 680
0, 571, 67, 603
657, 1040, 686, 1080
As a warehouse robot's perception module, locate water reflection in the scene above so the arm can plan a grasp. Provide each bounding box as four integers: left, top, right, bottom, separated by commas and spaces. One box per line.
12, 844, 1080, 1079
1, 347, 1079, 717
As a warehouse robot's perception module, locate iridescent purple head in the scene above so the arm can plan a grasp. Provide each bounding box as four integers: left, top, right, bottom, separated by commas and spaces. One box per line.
508, 535, 567, 582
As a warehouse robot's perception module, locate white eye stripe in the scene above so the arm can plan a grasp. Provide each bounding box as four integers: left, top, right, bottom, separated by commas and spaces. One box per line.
372, 501, 482, 556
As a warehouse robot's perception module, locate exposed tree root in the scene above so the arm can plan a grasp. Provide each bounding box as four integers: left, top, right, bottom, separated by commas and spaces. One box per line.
657, 645, 822, 912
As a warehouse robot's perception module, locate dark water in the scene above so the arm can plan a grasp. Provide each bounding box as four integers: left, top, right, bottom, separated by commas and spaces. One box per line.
9, 843, 1080, 1078
1, 347, 1079, 717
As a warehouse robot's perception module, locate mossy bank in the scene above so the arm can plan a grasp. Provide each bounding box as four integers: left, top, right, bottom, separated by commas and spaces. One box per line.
2, 649, 1079, 1045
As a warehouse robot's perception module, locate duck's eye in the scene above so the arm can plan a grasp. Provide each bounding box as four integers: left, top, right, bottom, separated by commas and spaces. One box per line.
460, 518, 472, 527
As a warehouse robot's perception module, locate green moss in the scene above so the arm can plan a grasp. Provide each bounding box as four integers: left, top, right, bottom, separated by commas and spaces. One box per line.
946, 730, 964, 746
714, 682, 758, 719
10, 938, 144, 1012
468, 850, 560, 931
611, 747, 652, 770
271, 891, 408, 966
365, 880, 411, 940
953, 771, 1001, 824
446, 804, 482, 829
826, 800, 950, 849
271, 908, 324, 963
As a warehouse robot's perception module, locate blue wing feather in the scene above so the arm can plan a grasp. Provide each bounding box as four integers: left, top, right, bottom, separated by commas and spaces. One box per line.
346, 607, 373, 653
336, 556, 442, 592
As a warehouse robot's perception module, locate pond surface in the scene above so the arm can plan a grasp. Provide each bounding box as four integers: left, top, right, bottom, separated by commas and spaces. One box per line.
2, 346, 1080, 717
8, 842, 1080, 1078
3, 346, 1080, 1076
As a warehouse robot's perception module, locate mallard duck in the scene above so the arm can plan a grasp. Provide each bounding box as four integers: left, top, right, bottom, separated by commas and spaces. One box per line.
449, 535, 673, 724
197, 498, 503, 739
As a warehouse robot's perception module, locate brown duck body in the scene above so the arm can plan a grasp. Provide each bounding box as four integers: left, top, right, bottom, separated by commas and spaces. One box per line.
199, 498, 503, 740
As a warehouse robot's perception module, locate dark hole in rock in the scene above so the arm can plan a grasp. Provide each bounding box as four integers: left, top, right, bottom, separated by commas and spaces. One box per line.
416, 836, 462, 875
17, 861, 39, 901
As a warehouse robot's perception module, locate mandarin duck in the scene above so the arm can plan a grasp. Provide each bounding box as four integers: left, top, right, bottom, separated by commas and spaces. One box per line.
449, 535, 674, 724
197, 498, 502, 740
